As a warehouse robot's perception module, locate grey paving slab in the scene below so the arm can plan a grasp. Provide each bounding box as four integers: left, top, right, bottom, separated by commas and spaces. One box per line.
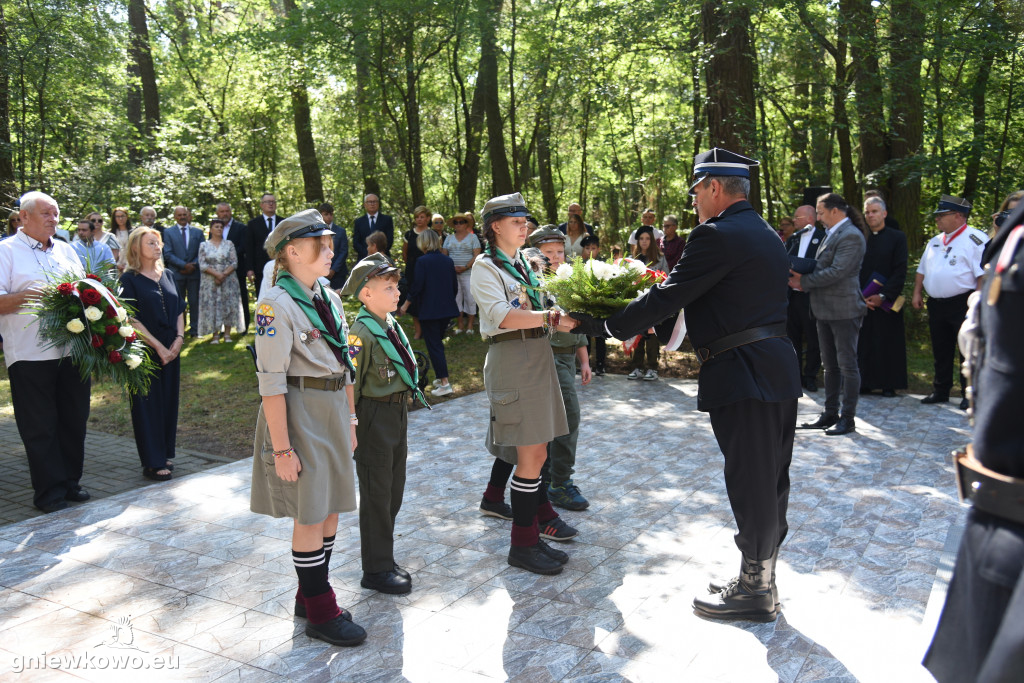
0, 376, 968, 681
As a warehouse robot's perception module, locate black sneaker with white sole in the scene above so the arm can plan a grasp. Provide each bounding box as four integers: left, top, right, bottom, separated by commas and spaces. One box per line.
479, 496, 513, 520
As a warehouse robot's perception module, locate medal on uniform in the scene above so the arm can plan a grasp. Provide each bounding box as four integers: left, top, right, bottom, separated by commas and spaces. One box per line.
949, 255, 957, 267
518, 285, 529, 310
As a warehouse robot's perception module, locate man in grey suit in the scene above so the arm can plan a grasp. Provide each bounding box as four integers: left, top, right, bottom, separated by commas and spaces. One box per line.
163, 205, 205, 337
788, 193, 867, 435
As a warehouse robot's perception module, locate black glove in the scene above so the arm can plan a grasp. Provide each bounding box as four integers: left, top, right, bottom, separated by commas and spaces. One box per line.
568, 311, 609, 338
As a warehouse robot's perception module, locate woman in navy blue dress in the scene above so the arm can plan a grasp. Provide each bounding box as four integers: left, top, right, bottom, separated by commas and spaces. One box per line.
119, 228, 186, 480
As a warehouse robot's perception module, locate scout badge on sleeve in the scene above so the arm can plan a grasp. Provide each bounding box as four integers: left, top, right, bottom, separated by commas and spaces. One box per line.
347, 334, 362, 367
519, 285, 529, 310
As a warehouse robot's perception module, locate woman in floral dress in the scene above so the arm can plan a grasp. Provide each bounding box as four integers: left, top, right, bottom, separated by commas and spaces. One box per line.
198, 218, 243, 343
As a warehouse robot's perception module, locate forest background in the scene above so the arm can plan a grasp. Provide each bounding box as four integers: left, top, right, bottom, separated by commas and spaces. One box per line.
2, 0, 1022, 253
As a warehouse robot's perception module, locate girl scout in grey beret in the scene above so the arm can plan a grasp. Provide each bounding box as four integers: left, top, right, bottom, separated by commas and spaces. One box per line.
249, 209, 367, 647
469, 193, 577, 575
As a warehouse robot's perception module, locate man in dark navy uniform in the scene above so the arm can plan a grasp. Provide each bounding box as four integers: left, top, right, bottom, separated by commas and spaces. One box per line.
924, 198, 1024, 681
569, 148, 801, 622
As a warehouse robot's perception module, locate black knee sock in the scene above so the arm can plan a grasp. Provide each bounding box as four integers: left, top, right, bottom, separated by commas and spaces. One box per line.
510, 475, 540, 528
485, 458, 515, 502
489, 458, 515, 489
293, 547, 330, 598
322, 535, 335, 568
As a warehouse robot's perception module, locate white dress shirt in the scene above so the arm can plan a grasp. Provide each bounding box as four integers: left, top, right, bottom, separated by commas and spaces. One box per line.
917, 225, 989, 298
0, 230, 86, 367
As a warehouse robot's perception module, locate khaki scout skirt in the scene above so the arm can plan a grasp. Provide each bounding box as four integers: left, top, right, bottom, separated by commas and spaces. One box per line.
485, 335, 569, 464
251, 381, 356, 525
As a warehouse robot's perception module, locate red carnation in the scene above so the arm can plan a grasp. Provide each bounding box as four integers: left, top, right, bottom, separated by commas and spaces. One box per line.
108, 350, 122, 364
105, 324, 119, 336
91, 334, 103, 348
127, 332, 138, 343
57, 282, 74, 296
81, 289, 102, 306
86, 273, 101, 281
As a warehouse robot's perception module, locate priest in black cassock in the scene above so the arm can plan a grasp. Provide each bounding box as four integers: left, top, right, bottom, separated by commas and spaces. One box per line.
857, 196, 908, 396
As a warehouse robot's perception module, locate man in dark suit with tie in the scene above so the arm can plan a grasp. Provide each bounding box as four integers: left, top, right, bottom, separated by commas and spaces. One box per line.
246, 193, 280, 300
569, 148, 801, 623
785, 205, 826, 392
318, 201, 349, 290
163, 205, 205, 337
216, 202, 250, 332
790, 193, 867, 436
352, 194, 394, 262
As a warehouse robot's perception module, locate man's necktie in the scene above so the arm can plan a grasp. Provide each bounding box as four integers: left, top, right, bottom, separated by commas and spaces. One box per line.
386, 326, 417, 377
180, 227, 187, 250
370, 215, 376, 232
312, 294, 347, 366
267, 216, 273, 233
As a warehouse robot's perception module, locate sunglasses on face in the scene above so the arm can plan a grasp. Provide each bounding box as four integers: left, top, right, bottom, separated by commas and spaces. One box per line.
433, 220, 444, 224
453, 219, 467, 225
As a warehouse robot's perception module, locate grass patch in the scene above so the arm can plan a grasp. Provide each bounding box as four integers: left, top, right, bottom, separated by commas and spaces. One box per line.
0, 308, 941, 460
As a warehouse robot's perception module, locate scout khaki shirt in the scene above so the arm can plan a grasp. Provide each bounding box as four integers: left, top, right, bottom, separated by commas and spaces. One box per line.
470, 252, 535, 339
549, 330, 587, 350
254, 282, 352, 397
349, 310, 411, 404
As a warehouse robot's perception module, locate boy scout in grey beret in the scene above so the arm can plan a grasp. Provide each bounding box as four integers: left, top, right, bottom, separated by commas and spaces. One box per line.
343, 254, 426, 595
527, 225, 592, 512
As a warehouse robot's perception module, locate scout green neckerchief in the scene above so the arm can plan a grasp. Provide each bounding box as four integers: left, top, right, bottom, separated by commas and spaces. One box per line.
275, 271, 356, 376
491, 247, 544, 310
355, 307, 430, 408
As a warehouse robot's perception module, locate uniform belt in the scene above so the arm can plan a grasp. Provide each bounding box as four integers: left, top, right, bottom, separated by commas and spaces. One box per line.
954, 447, 1024, 526
551, 345, 576, 354
695, 324, 788, 364
487, 328, 546, 345
365, 391, 409, 404
286, 376, 346, 392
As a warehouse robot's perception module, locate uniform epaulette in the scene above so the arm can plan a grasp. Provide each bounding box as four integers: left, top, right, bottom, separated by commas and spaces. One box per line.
969, 233, 984, 245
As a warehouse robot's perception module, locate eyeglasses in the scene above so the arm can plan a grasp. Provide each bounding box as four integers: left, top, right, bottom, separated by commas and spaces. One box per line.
92, 218, 104, 224
432, 219, 444, 224
142, 240, 162, 247
453, 219, 467, 225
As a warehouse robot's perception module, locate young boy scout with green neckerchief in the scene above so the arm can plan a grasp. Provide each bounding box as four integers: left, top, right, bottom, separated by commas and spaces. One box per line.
341, 253, 429, 596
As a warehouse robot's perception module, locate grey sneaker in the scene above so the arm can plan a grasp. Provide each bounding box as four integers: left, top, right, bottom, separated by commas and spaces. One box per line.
643, 369, 658, 381
627, 368, 643, 380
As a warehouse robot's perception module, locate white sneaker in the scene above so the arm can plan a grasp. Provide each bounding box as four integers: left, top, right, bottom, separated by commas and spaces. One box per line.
432, 383, 453, 396
432, 379, 444, 387
453, 329, 463, 335
643, 369, 658, 381
627, 369, 643, 380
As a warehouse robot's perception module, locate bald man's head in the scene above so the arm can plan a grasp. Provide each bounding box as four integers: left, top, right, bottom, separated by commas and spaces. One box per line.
793, 205, 816, 230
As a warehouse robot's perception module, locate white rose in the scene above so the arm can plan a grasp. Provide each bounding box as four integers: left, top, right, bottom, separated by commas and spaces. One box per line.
118, 325, 134, 338
115, 307, 128, 322
84, 306, 103, 321
622, 258, 647, 275
66, 318, 86, 334
124, 355, 142, 370
554, 263, 574, 279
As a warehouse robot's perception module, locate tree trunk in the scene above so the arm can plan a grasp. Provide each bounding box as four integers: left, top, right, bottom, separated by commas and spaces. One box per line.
701, 1, 760, 210
0, 3, 16, 203
536, 106, 556, 223
991, 48, 1016, 205
888, 0, 926, 250
127, 0, 160, 135
405, 38, 424, 208
831, 37, 858, 205
479, 0, 512, 195
355, 37, 380, 198
689, 22, 703, 163
291, 86, 324, 204
453, 36, 485, 211
282, 0, 323, 204
845, 0, 887, 187
963, 44, 999, 202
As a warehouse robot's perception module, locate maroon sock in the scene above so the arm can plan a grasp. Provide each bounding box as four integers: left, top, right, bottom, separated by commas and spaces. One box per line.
484, 483, 505, 504
304, 588, 342, 624
511, 521, 539, 547
537, 501, 558, 524
295, 586, 305, 606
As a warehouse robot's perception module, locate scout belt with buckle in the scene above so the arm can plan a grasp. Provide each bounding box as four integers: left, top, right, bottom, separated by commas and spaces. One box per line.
366, 391, 409, 404
286, 376, 346, 392
953, 445, 1024, 526
695, 324, 787, 364
487, 329, 546, 344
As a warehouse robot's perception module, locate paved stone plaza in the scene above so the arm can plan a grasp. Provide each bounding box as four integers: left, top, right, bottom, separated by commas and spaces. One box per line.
0, 374, 966, 681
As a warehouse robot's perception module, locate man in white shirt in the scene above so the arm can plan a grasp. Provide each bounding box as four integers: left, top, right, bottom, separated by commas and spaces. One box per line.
912, 194, 989, 409
0, 192, 92, 513
784, 205, 826, 391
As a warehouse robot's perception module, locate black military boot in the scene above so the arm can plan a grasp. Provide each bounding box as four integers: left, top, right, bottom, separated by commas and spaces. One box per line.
694, 553, 777, 622
707, 547, 780, 608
